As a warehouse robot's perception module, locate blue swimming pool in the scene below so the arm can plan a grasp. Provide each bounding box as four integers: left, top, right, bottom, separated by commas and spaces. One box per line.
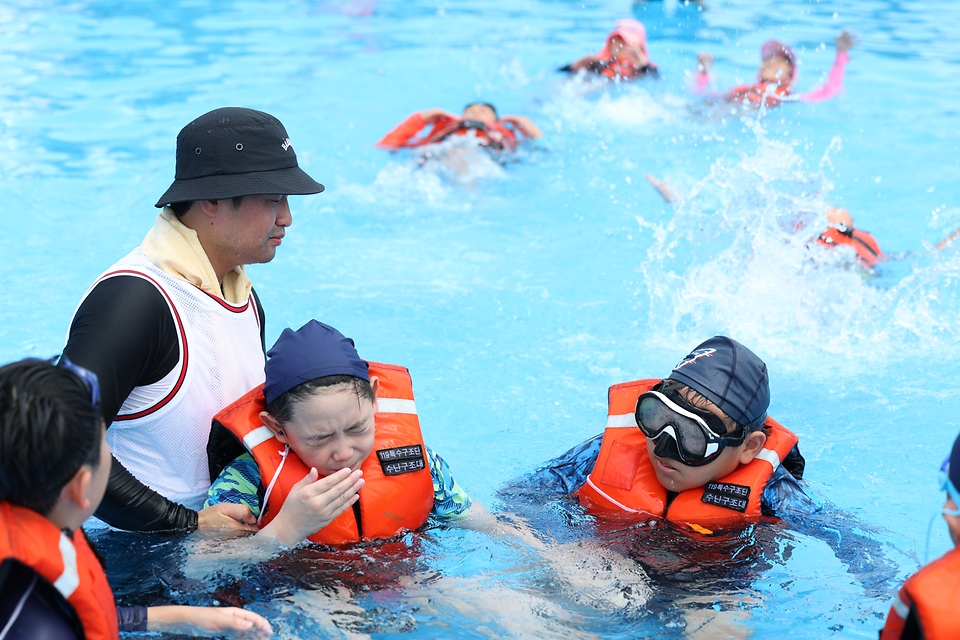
3, 0, 960, 637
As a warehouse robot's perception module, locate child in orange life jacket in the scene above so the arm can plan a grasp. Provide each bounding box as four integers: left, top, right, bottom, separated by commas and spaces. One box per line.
528, 336, 806, 533
881, 432, 960, 639
376, 102, 542, 153
814, 206, 884, 271
560, 19, 659, 81
694, 31, 856, 108
206, 320, 480, 547
0, 358, 272, 640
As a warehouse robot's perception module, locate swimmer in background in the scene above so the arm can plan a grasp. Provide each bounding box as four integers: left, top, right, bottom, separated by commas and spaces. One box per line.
815, 206, 884, 271
560, 19, 659, 82
375, 103, 542, 153
880, 431, 960, 639
645, 176, 886, 272
694, 31, 856, 108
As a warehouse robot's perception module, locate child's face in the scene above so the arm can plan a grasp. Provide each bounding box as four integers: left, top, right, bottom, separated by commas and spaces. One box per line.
281, 386, 377, 477
462, 104, 497, 124
759, 54, 794, 85
945, 497, 960, 546
607, 35, 647, 66
645, 390, 750, 493
85, 426, 112, 519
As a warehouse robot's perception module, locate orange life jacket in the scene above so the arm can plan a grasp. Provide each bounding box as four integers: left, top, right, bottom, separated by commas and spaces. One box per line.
816, 227, 884, 270
595, 56, 659, 80
574, 379, 799, 530
880, 546, 960, 640
0, 502, 119, 640
214, 362, 434, 545
427, 118, 519, 151
726, 82, 791, 108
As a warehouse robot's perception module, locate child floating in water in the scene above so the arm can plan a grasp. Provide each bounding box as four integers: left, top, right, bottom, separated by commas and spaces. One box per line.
537, 336, 806, 533
695, 31, 856, 108
880, 432, 960, 638
560, 19, 659, 82
815, 206, 884, 271
376, 103, 542, 153
207, 320, 484, 546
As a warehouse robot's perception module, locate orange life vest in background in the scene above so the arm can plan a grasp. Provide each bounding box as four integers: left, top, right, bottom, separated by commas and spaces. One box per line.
215, 362, 434, 545
880, 546, 960, 640
427, 118, 519, 151
817, 227, 884, 270
0, 502, 119, 640
726, 82, 791, 108
595, 56, 659, 80
574, 379, 799, 530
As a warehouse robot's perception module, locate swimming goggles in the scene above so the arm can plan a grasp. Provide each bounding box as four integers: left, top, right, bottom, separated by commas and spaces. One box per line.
939, 456, 960, 517
634, 388, 745, 467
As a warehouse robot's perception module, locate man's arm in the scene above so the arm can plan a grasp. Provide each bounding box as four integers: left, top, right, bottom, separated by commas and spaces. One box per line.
63, 276, 197, 531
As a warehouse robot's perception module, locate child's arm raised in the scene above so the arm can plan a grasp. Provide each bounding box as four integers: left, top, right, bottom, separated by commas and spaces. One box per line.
500, 115, 543, 139
801, 31, 856, 103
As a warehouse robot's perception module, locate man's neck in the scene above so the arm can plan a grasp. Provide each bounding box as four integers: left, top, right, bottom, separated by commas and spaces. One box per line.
177, 213, 230, 284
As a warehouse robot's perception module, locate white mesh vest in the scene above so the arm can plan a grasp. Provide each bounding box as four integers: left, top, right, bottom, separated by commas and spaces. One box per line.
72, 248, 265, 510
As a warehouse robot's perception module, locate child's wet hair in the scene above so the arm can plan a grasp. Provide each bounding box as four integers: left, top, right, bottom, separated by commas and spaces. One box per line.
0, 359, 104, 515
266, 374, 375, 425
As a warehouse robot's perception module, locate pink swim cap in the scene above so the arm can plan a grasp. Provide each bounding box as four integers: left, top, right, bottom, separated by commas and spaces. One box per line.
600, 19, 648, 58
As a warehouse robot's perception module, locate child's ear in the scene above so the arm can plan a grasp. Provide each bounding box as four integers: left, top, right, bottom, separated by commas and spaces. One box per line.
737, 430, 768, 465
61, 467, 94, 512
369, 376, 380, 414
260, 411, 288, 444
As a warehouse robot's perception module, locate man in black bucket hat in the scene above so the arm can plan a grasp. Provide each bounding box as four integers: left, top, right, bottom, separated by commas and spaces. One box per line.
62, 107, 324, 533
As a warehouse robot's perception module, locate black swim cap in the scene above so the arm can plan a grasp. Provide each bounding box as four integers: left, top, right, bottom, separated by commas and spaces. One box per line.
666, 336, 770, 430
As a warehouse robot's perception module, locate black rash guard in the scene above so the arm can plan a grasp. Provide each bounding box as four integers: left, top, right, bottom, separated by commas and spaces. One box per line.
62, 276, 264, 532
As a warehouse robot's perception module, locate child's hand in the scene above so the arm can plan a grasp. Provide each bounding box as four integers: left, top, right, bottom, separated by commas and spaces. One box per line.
835, 30, 857, 52
697, 53, 714, 73
259, 467, 364, 547
148, 605, 272, 639
197, 503, 258, 532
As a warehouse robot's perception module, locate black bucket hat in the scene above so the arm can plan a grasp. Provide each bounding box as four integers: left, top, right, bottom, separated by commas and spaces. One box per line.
666, 336, 770, 430
155, 107, 325, 208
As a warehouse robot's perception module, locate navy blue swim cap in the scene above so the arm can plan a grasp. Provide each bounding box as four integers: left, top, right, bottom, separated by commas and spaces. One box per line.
263, 320, 369, 406
666, 336, 770, 430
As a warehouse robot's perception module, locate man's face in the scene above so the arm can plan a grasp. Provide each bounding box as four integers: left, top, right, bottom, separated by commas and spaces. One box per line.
217, 194, 292, 269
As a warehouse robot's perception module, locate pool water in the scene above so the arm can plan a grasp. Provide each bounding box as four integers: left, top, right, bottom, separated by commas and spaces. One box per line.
3, 0, 960, 637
